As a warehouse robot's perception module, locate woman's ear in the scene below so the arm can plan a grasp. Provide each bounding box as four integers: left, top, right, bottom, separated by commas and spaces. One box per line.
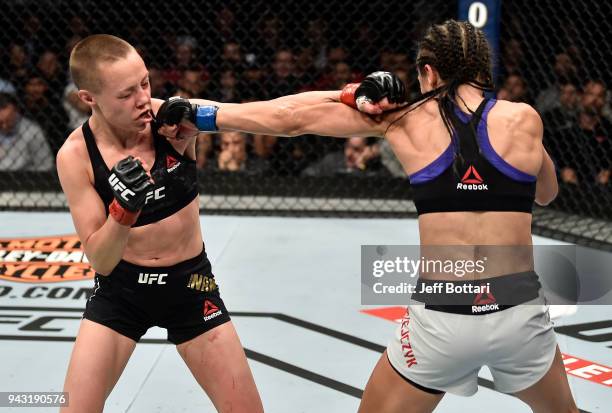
424, 64, 439, 89
77, 90, 96, 108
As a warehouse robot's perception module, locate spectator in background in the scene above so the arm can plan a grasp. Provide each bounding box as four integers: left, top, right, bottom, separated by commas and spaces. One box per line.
196, 135, 214, 170
0, 93, 53, 171
67, 15, 89, 39
174, 68, 208, 99
219, 41, 243, 73
379, 139, 406, 178
348, 24, 381, 74
7, 43, 30, 92
22, 14, 46, 61
301, 137, 385, 177
263, 49, 298, 98
294, 48, 317, 89
0, 78, 16, 95
380, 50, 411, 71
389, 52, 411, 73
148, 67, 172, 100
580, 80, 611, 185
215, 131, 268, 174
552, 80, 612, 185
206, 6, 239, 60
313, 61, 356, 90
211, 68, 240, 103
497, 74, 531, 103
582, 79, 612, 123
378, 49, 395, 72
542, 82, 580, 134
256, 14, 285, 67
163, 36, 203, 89
62, 81, 90, 130
252, 134, 277, 160
240, 64, 278, 161
536, 52, 578, 114
327, 46, 349, 68
394, 67, 420, 101
305, 18, 329, 71
499, 39, 525, 79
240, 59, 267, 101
21, 73, 68, 154
36, 50, 66, 102
330, 62, 354, 89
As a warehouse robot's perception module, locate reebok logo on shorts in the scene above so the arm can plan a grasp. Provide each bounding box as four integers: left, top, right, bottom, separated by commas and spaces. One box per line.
203, 300, 222, 321
471, 303, 500, 313
472, 289, 499, 313
457, 165, 488, 190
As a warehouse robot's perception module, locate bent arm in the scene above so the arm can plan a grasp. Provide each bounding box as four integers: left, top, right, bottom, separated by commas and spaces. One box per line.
536, 146, 558, 206
521, 106, 558, 206
56, 142, 130, 275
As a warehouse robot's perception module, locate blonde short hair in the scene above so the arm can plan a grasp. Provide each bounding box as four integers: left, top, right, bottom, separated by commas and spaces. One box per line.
69, 34, 136, 92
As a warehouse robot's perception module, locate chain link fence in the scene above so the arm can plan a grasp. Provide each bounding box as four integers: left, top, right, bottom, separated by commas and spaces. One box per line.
498, 0, 612, 248
0, 0, 610, 249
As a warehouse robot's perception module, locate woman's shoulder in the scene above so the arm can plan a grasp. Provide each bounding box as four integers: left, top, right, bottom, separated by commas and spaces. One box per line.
490, 99, 543, 142
492, 99, 541, 122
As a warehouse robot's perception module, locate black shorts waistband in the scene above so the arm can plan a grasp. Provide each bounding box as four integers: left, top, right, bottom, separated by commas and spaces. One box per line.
411, 271, 541, 315
111, 244, 208, 275
423, 303, 518, 315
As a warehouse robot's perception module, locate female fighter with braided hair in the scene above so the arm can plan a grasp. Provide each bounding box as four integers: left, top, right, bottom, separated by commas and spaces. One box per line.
159, 19, 577, 413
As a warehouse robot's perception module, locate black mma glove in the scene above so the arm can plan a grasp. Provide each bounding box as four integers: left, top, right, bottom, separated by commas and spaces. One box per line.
153, 96, 218, 134
108, 156, 154, 226
355, 71, 407, 106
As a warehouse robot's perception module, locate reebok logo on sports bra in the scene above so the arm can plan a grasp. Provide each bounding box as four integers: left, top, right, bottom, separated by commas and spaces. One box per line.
456, 165, 488, 190
166, 155, 181, 173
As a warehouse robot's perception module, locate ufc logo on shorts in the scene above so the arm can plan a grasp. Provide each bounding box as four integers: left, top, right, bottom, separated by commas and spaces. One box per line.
108, 173, 136, 201
138, 273, 168, 284
145, 186, 166, 205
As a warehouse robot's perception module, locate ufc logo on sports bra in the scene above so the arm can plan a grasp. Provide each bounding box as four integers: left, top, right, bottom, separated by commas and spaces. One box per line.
144, 186, 166, 205
138, 273, 168, 284
108, 173, 136, 201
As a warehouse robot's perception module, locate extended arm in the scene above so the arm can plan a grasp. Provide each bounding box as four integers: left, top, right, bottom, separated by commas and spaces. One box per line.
155, 72, 407, 140
216, 99, 388, 138
191, 90, 341, 108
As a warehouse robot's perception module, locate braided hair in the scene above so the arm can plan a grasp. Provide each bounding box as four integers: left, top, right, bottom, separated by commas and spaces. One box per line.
388, 20, 495, 176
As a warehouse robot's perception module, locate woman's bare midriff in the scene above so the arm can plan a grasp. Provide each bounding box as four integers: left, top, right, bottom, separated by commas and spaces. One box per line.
121, 199, 204, 266
418, 211, 534, 279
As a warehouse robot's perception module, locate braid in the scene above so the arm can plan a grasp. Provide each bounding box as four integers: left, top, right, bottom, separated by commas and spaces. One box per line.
475, 29, 494, 88
447, 20, 465, 81
463, 22, 478, 80
438, 29, 454, 81
386, 20, 494, 144
429, 25, 449, 77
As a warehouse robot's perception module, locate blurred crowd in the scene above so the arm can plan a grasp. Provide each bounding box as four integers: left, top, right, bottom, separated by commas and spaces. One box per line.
497, 42, 612, 187
0, 8, 610, 189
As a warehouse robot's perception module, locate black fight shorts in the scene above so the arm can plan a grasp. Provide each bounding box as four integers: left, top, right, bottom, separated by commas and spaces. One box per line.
83, 247, 230, 344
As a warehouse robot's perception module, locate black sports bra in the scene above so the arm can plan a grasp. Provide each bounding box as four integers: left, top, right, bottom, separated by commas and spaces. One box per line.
409, 99, 536, 215
82, 120, 198, 227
